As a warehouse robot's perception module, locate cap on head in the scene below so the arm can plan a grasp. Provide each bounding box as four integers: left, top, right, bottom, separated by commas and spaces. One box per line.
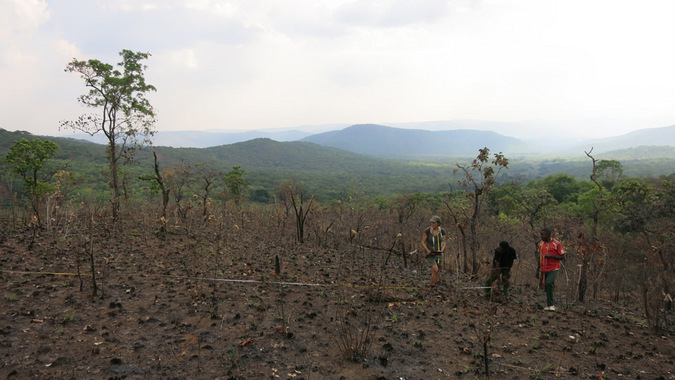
430, 215, 441, 224
499, 241, 509, 249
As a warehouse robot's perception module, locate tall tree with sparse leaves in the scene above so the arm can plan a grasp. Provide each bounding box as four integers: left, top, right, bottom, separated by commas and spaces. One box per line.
61, 50, 157, 221
453, 147, 509, 274
577, 148, 607, 303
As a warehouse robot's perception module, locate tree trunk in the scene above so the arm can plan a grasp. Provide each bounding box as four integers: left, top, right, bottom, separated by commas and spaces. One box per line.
470, 222, 478, 274
109, 142, 120, 221
578, 259, 588, 303
470, 191, 480, 275
458, 227, 468, 273
295, 207, 304, 243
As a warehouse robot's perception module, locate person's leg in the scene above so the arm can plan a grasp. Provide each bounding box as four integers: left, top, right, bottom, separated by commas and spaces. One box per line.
502, 269, 511, 299
426, 255, 439, 286
484, 267, 499, 297
544, 270, 558, 307
430, 264, 439, 286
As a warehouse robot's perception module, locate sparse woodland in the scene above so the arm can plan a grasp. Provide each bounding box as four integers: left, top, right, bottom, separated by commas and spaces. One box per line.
1, 139, 674, 378
0, 50, 675, 379
1, 49, 673, 379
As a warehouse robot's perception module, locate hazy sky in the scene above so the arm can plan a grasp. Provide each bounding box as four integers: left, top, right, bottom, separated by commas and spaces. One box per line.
1, 0, 674, 139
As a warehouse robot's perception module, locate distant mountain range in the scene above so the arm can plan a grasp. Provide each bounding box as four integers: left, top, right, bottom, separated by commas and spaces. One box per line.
1, 127, 674, 202
558, 125, 675, 156
300, 124, 537, 157
65, 129, 314, 148
61, 123, 675, 159
300, 124, 675, 157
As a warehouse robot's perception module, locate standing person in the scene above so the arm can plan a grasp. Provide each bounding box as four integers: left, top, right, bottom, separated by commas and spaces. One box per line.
422, 215, 446, 287
537, 228, 565, 311
483, 241, 517, 300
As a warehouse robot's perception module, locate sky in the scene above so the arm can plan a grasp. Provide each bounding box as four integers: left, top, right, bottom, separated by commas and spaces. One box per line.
1, 0, 674, 140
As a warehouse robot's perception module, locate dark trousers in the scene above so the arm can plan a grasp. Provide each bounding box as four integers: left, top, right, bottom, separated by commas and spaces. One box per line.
486, 267, 511, 288
543, 270, 558, 306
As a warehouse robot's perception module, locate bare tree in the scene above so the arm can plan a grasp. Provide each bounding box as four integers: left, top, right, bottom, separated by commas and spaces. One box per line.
443, 191, 470, 273
139, 151, 171, 233
277, 180, 314, 243
189, 163, 221, 219
575, 148, 607, 302
165, 161, 192, 220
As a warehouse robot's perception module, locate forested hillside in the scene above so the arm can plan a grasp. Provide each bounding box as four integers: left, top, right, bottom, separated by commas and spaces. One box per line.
1, 128, 674, 204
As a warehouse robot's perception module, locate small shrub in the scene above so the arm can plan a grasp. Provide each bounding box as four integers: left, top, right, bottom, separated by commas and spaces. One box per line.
62, 312, 74, 324
335, 302, 378, 362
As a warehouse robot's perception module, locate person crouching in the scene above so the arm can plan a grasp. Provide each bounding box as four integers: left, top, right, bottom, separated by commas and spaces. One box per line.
484, 241, 517, 300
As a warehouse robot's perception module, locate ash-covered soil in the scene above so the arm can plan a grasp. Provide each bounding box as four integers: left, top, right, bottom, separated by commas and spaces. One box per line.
1, 225, 673, 380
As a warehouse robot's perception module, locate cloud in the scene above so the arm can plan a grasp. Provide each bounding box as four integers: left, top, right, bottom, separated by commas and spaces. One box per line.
0, 0, 49, 36
334, 0, 452, 28
0, 1, 49, 101
0, 0, 50, 65
1, 0, 674, 137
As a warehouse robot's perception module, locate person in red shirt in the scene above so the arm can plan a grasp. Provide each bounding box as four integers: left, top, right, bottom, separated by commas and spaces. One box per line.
537, 228, 565, 311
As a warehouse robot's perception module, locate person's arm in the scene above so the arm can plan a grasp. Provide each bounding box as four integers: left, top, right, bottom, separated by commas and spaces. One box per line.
440, 229, 446, 253
508, 249, 516, 269
422, 232, 430, 255
544, 240, 565, 260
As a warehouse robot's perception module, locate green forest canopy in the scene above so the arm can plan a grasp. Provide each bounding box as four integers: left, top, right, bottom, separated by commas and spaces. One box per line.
1, 128, 674, 204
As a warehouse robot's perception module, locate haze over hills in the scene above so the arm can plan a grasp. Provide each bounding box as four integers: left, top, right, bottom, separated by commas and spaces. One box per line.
299, 124, 675, 158
558, 125, 675, 155
1, 127, 674, 203
300, 124, 537, 157
58, 122, 675, 159
64, 129, 316, 148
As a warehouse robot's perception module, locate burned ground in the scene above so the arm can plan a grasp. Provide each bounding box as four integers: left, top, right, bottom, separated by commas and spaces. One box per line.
0, 217, 673, 380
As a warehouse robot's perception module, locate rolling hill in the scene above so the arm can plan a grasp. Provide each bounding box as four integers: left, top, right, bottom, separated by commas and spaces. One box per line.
300, 124, 537, 157
65, 129, 314, 148
46, 122, 675, 160
558, 125, 675, 155
1, 128, 674, 203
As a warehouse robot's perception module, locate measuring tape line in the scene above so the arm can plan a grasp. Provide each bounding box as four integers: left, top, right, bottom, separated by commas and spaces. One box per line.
2, 270, 486, 291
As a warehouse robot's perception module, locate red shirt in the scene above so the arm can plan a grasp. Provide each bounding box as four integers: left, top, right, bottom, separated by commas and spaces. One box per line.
539, 238, 565, 272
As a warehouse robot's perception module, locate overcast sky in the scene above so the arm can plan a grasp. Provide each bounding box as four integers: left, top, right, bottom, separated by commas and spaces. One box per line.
1, 0, 674, 140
